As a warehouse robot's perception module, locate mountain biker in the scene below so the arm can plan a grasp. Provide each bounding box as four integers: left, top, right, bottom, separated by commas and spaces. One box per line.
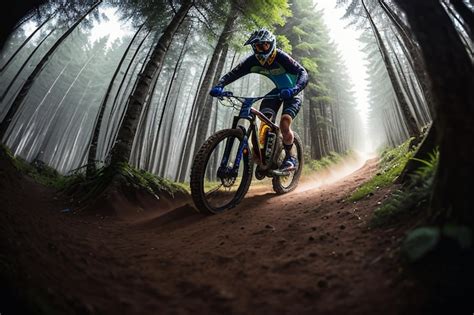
209, 28, 308, 172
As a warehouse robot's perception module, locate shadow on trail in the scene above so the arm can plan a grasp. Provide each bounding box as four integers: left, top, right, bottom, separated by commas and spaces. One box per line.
236, 192, 277, 211
137, 204, 205, 230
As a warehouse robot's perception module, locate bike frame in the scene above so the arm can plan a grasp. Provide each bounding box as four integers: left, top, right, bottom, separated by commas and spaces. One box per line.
218, 93, 281, 174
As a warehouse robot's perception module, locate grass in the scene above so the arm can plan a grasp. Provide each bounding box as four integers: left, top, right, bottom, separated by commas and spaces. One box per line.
302, 151, 347, 176
349, 138, 414, 201
371, 149, 438, 227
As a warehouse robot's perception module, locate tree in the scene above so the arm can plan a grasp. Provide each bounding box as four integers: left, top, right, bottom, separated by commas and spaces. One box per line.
276, 0, 360, 159
191, 0, 291, 153
0, 0, 103, 140
86, 22, 147, 177
109, 0, 193, 166
392, 0, 474, 226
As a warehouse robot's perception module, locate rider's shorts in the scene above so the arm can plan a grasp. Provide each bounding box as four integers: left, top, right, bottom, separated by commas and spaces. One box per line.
259, 88, 302, 121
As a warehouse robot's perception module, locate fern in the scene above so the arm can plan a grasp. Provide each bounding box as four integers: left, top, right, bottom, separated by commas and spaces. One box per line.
371, 149, 439, 227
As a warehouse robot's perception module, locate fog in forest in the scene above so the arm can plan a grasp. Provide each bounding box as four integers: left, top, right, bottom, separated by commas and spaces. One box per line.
0, 0, 431, 181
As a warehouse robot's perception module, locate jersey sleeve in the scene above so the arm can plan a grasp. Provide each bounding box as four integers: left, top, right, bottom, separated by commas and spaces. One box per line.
276, 50, 309, 94
217, 55, 254, 87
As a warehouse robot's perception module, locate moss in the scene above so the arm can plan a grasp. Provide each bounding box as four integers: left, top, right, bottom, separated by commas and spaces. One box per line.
349, 139, 415, 201
0, 144, 69, 189
63, 162, 189, 204
117, 163, 189, 196
0, 145, 188, 201
370, 150, 438, 227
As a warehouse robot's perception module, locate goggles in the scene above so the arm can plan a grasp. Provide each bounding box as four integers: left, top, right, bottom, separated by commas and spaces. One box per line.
253, 42, 271, 52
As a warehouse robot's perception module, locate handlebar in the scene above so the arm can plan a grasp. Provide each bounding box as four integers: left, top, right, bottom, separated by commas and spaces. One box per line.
216, 91, 281, 103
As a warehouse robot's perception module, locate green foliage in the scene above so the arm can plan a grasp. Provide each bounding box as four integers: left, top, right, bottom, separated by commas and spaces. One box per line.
65, 162, 189, 203
402, 226, 441, 263
1, 144, 69, 189
302, 151, 346, 175
300, 57, 318, 73
236, 0, 291, 33
117, 162, 188, 196
0, 145, 187, 204
349, 138, 414, 201
401, 225, 472, 263
244, 0, 291, 28
370, 149, 438, 227
292, 25, 308, 37
276, 35, 292, 53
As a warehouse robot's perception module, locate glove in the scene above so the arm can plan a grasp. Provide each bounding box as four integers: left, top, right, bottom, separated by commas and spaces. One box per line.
280, 88, 295, 100
210, 85, 224, 97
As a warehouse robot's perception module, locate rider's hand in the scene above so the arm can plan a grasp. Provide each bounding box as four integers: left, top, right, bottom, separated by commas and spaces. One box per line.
280, 88, 294, 100
210, 85, 224, 97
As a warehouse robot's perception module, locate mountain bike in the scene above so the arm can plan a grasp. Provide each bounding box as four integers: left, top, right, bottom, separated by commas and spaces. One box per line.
190, 91, 304, 214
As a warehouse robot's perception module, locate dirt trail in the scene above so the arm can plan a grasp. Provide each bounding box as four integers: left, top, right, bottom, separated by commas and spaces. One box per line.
0, 156, 424, 315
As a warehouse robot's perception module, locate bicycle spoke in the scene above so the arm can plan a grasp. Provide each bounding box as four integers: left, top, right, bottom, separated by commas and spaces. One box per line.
192, 129, 252, 213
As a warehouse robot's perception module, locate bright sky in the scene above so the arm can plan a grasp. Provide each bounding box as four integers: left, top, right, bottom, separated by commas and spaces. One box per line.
89, 7, 134, 49
20, 6, 133, 51
313, 0, 371, 150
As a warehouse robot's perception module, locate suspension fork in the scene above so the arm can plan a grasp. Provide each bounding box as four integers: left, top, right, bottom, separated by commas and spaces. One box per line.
219, 117, 254, 173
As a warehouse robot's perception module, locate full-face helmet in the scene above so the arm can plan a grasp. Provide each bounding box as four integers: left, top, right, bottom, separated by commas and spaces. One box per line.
244, 28, 276, 65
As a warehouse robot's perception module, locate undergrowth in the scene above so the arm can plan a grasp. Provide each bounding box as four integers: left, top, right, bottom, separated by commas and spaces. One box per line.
302, 150, 347, 176
371, 150, 438, 227
349, 138, 414, 201
64, 162, 189, 203
0, 145, 188, 202
1, 144, 69, 189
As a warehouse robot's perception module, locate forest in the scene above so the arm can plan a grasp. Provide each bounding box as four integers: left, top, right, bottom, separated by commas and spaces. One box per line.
0, 0, 472, 314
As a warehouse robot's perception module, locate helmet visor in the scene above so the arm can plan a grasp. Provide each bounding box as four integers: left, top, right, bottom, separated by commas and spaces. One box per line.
252, 42, 271, 53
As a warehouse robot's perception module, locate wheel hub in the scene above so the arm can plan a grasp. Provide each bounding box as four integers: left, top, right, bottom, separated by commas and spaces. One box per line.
217, 167, 238, 187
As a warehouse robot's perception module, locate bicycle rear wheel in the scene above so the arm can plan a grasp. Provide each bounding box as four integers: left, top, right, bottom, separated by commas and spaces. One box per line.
272, 132, 304, 194
190, 128, 253, 214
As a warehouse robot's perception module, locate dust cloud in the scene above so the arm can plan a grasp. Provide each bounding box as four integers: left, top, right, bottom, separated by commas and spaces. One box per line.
296, 151, 376, 193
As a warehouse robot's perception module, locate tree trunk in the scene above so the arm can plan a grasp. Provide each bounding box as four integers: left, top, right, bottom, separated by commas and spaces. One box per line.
0, 1, 102, 140
55, 79, 91, 168
0, 27, 56, 103
0, 11, 56, 73
379, 0, 434, 116
101, 30, 152, 158
388, 38, 423, 126
199, 42, 229, 136
156, 48, 188, 175
391, 28, 431, 123
109, 0, 192, 166
160, 70, 186, 176
155, 27, 191, 143
86, 23, 146, 177
361, 0, 419, 139
394, 0, 474, 226
177, 56, 209, 182
310, 101, 322, 159
193, 4, 237, 154
0, 0, 48, 50
449, 0, 473, 41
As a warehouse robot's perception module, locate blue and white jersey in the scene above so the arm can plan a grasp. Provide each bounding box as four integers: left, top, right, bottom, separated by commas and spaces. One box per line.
217, 49, 309, 94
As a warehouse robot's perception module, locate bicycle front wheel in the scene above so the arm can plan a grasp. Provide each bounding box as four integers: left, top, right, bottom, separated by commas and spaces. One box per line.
190, 128, 253, 214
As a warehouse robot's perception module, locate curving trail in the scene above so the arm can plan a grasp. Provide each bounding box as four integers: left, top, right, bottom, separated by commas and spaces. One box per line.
0, 155, 425, 315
